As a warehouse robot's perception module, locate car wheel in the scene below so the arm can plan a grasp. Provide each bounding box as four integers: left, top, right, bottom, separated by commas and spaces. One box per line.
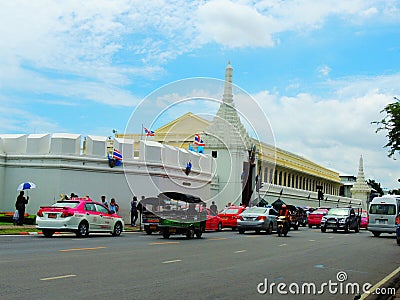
333, 228, 337, 233
308, 224, 312, 228
266, 223, 273, 234
42, 229, 54, 237
255, 229, 261, 234
112, 222, 123, 236
397, 237, 400, 245
76, 221, 89, 238
354, 223, 360, 233
186, 227, 195, 239
145, 229, 152, 235
232, 227, 237, 231
217, 223, 222, 232
344, 224, 349, 233
195, 230, 203, 239
293, 224, 299, 231
321, 227, 326, 233
162, 231, 170, 239
372, 231, 381, 237
238, 228, 245, 234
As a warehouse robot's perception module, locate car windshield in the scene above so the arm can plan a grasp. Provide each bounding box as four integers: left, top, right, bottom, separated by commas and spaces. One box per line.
244, 207, 268, 214
221, 208, 240, 214
327, 208, 348, 216
369, 204, 396, 215
53, 201, 79, 208
361, 212, 368, 218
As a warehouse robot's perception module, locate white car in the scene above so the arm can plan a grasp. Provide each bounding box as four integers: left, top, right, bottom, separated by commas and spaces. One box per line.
36, 198, 124, 237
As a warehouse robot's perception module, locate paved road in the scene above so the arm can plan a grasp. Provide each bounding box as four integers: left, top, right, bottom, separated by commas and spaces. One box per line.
0, 227, 398, 300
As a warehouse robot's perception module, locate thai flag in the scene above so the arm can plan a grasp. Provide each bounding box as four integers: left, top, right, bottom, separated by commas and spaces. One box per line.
144, 127, 155, 136
194, 134, 205, 146
113, 149, 123, 161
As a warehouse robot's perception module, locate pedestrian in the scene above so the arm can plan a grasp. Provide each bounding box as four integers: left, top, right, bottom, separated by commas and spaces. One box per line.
101, 195, 109, 208
130, 196, 138, 226
15, 191, 29, 225
109, 198, 119, 213
210, 201, 218, 214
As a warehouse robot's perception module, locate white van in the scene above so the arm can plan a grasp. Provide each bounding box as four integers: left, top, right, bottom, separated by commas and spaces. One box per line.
368, 195, 400, 237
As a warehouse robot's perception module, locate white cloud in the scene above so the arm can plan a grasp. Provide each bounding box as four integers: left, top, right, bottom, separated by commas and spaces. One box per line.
250, 83, 400, 189
197, 0, 276, 47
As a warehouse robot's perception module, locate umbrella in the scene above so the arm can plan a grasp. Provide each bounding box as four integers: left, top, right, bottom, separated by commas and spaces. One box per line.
17, 182, 37, 191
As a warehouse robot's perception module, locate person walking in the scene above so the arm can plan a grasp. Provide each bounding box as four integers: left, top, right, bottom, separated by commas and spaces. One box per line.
15, 191, 29, 225
130, 196, 138, 226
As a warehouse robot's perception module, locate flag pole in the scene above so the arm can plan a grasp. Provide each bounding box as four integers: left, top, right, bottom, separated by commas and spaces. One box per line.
141, 124, 144, 141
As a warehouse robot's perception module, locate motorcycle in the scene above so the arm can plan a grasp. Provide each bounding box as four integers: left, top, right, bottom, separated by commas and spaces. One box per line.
277, 215, 290, 237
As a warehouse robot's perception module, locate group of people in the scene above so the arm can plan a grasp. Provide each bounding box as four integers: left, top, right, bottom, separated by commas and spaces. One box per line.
100, 195, 120, 214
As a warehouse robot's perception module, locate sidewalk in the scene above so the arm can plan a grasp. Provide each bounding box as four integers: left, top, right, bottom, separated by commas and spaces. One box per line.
0, 224, 142, 235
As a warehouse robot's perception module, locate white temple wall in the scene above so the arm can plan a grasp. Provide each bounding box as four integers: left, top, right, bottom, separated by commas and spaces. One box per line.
0, 135, 212, 224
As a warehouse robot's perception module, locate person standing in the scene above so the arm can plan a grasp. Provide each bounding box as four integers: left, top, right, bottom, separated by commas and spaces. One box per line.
101, 195, 109, 208
109, 198, 119, 213
210, 201, 218, 214
130, 196, 138, 226
15, 191, 29, 225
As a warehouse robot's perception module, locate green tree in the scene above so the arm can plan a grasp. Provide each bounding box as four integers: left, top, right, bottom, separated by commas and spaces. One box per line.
372, 97, 400, 158
367, 179, 384, 196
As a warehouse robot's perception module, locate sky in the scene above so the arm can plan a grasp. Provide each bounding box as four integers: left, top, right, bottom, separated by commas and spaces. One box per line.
1, 0, 400, 190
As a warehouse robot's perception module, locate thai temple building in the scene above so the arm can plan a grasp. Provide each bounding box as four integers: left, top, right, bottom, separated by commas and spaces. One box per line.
0, 62, 368, 223
116, 62, 366, 210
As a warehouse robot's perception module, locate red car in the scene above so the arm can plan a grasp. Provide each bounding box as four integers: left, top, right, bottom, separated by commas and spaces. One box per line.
360, 210, 368, 229
308, 208, 329, 228
218, 206, 247, 230
203, 207, 223, 231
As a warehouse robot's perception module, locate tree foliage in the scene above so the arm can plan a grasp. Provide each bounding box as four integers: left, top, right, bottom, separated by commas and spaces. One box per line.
372, 98, 400, 158
367, 179, 384, 196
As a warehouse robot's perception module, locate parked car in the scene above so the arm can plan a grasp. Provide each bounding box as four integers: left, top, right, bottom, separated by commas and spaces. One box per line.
218, 206, 247, 230
320, 207, 361, 233
237, 206, 278, 234
36, 197, 124, 237
308, 208, 329, 228
360, 210, 368, 229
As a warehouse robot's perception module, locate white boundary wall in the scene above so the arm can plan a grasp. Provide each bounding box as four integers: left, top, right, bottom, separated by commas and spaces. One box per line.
0, 134, 212, 223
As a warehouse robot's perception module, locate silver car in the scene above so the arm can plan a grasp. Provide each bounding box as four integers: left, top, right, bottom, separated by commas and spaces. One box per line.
237, 206, 278, 234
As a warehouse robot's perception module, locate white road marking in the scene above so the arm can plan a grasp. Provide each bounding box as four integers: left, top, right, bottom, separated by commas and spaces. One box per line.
234, 250, 246, 253
309, 239, 316, 242
360, 266, 400, 300
279, 243, 287, 247
208, 237, 227, 241
40, 274, 76, 281
162, 259, 182, 264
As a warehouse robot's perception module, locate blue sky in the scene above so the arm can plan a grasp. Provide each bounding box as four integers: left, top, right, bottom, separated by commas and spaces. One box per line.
1, 0, 400, 189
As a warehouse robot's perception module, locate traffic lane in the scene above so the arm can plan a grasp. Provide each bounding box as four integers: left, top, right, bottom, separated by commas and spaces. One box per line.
0, 229, 399, 299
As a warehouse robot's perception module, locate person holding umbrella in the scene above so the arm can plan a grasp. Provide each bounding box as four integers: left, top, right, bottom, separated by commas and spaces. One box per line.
15, 191, 29, 225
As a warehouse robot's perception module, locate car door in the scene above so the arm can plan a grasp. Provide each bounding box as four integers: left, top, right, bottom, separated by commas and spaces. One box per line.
95, 203, 113, 231
84, 202, 99, 231
268, 208, 278, 230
